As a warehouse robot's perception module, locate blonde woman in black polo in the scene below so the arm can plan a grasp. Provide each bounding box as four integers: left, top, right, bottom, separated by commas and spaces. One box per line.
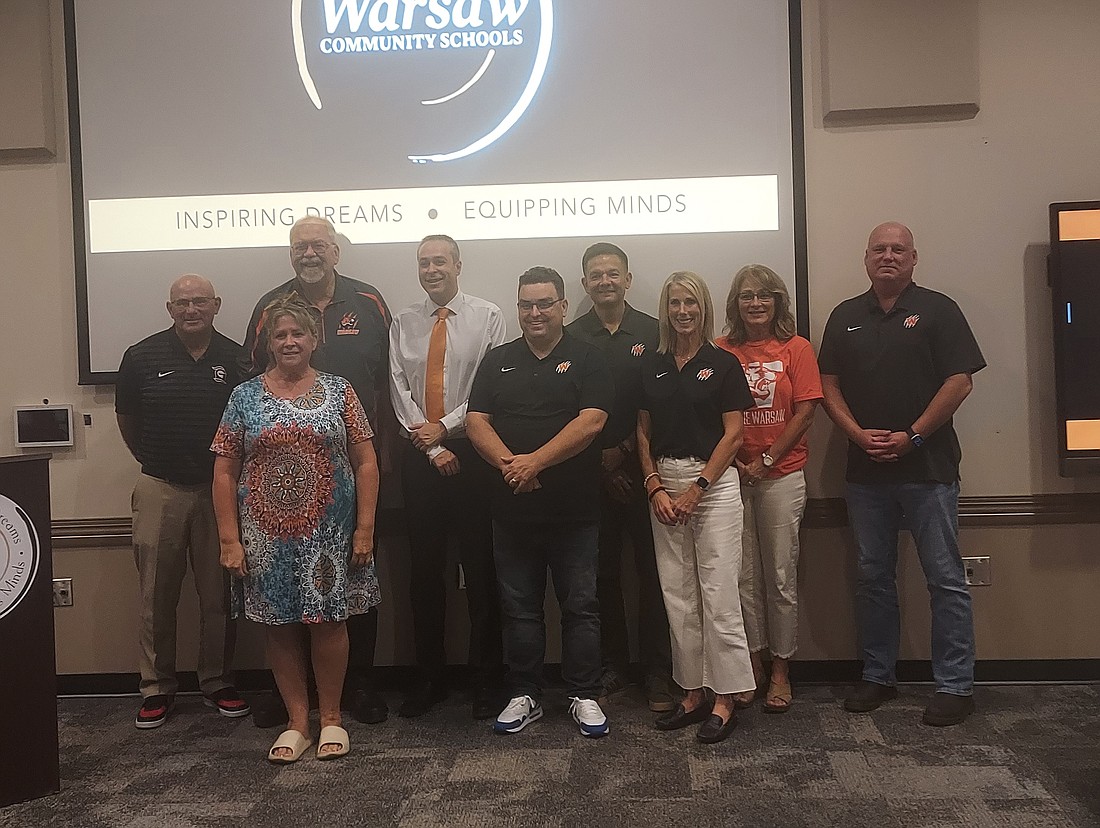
637, 271, 756, 744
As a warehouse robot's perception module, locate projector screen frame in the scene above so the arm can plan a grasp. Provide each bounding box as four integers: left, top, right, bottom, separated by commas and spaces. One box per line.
65, 0, 809, 385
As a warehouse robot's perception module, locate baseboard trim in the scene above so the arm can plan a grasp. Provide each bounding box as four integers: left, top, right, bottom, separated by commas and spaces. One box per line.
53, 493, 1100, 550
56, 659, 1100, 697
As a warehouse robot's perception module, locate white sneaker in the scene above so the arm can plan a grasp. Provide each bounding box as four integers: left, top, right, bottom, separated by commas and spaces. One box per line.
569, 697, 609, 738
494, 695, 543, 734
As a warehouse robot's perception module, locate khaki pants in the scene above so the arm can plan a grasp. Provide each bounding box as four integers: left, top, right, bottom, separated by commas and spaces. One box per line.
132, 474, 234, 697
651, 458, 755, 696
739, 469, 806, 659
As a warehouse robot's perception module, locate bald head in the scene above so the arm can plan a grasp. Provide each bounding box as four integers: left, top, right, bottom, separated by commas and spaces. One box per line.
864, 221, 918, 296
167, 273, 220, 339
169, 273, 216, 301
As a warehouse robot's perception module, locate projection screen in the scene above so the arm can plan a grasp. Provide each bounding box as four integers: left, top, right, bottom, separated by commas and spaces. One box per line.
67, 0, 807, 382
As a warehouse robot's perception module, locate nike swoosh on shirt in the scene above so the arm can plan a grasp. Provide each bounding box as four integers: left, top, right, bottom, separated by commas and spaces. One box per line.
847, 326, 862, 332
656, 371, 669, 378
158, 371, 175, 378
500, 366, 516, 372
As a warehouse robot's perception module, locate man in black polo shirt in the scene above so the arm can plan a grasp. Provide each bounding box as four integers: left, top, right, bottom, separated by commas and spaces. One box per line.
467, 266, 614, 737
116, 274, 249, 729
818, 221, 986, 727
242, 215, 392, 727
566, 242, 675, 712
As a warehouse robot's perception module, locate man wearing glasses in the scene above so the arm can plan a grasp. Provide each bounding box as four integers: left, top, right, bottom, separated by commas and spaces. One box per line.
242, 215, 393, 728
116, 274, 250, 729
467, 267, 614, 737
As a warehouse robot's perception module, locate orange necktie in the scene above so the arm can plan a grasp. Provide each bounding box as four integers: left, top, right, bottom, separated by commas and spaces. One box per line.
425, 307, 450, 422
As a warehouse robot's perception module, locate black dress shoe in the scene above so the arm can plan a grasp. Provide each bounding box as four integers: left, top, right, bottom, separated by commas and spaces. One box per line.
352, 688, 390, 724
843, 681, 898, 713
471, 686, 498, 721
398, 681, 448, 718
655, 701, 713, 731
252, 692, 289, 729
696, 712, 737, 744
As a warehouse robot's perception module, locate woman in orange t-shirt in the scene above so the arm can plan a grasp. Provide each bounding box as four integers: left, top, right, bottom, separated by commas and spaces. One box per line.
716, 265, 822, 713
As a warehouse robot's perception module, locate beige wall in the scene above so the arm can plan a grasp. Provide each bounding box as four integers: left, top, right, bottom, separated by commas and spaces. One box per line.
3, 1, 1098, 675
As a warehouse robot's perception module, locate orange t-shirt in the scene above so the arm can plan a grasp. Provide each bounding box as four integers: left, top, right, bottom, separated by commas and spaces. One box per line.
715, 334, 823, 477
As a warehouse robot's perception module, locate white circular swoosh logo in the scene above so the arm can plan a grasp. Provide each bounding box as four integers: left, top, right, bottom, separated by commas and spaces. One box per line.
292, 0, 554, 165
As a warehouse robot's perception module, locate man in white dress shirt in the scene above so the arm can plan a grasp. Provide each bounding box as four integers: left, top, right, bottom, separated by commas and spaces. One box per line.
389, 234, 507, 719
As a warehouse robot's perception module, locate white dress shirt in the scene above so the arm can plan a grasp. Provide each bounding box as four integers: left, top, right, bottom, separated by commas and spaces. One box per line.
389, 291, 506, 457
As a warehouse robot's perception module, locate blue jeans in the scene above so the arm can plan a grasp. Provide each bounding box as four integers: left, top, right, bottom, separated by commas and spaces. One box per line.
493, 521, 602, 701
846, 481, 974, 695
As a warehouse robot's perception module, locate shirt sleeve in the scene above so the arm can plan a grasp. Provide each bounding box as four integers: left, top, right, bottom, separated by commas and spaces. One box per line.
342, 380, 375, 444
240, 300, 269, 378
720, 356, 755, 412
577, 347, 615, 413
388, 314, 427, 433
931, 299, 987, 380
210, 386, 246, 459
788, 336, 825, 402
114, 347, 141, 416
467, 348, 499, 415
816, 307, 844, 376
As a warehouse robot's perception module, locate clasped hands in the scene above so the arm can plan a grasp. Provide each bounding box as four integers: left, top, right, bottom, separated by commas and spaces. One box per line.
500, 453, 543, 494
411, 421, 461, 476
649, 482, 703, 526
857, 429, 913, 463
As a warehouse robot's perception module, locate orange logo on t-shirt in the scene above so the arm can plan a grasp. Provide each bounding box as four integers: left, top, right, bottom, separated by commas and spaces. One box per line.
556, 361, 572, 374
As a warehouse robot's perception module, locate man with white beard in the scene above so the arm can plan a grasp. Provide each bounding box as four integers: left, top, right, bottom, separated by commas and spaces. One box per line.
241, 215, 393, 729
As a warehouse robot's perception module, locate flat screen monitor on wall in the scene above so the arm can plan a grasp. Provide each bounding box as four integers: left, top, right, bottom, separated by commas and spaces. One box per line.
67, 0, 807, 383
1050, 201, 1100, 476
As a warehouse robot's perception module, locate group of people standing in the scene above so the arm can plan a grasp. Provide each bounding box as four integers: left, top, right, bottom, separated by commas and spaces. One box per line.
115, 217, 984, 762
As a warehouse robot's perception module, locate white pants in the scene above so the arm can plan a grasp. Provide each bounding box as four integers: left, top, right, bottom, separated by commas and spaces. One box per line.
740, 469, 806, 659
650, 458, 755, 695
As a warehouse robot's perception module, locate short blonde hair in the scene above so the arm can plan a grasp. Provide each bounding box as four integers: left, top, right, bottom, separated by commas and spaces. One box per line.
262, 293, 319, 352
657, 271, 715, 354
723, 264, 797, 345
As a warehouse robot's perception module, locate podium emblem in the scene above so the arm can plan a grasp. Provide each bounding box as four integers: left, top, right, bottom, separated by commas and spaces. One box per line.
0, 495, 40, 621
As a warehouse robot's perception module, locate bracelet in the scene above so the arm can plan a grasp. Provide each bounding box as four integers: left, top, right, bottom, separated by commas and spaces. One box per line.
642, 471, 661, 487
647, 486, 668, 501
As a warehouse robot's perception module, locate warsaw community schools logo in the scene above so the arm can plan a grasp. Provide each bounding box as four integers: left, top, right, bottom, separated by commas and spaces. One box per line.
293, 0, 554, 164
0, 495, 41, 621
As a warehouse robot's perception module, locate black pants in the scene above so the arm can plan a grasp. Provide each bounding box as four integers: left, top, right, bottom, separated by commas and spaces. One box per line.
597, 471, 672, 679
401, 438, 502, 687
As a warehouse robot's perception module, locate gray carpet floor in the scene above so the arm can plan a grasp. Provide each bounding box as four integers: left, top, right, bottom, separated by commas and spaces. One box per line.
3, 684, 1098, 827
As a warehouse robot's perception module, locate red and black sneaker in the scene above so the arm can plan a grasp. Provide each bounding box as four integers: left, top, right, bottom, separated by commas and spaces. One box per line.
203, 687, 252, 719
135, 694, 175, 729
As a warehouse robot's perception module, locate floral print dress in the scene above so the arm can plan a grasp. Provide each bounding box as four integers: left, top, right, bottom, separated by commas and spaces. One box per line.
211, 372, 381, 624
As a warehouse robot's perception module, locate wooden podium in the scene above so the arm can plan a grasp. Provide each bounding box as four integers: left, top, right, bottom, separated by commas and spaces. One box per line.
0, 454, 59, 806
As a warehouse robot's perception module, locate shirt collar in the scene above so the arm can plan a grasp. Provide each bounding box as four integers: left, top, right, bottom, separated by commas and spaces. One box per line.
861, 281, 918, 313
576, 302, 641, 336
422, 290, 465, 318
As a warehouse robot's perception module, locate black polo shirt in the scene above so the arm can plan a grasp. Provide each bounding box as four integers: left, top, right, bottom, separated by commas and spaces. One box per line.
566, 304, 659, 449
242, 272, 391, 419
640, 342, 754, 460
468, 332, 614, 525
115, 328, 244, 485
818, 282, 986, 484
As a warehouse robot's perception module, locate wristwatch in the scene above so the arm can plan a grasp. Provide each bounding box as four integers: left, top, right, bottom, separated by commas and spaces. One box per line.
906, 427, 925, 448
761, 452, 775, 468
694, 475, 710, 491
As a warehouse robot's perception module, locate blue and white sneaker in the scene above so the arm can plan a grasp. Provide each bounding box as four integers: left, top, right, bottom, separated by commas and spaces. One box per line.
570, 697, 609, 738
494, 695, 543, 734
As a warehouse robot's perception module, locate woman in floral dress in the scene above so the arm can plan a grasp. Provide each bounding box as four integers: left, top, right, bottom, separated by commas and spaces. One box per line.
212, 294, 380, 763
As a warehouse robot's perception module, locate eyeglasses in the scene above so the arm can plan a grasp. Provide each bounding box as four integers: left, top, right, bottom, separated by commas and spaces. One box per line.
169, 297, 216, 310
517, 298, 564, 313
291, 240, 332, 255
737, 290, 777, 303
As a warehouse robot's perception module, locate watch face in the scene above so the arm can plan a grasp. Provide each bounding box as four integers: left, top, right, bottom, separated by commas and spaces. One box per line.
762, 454, 774, 467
